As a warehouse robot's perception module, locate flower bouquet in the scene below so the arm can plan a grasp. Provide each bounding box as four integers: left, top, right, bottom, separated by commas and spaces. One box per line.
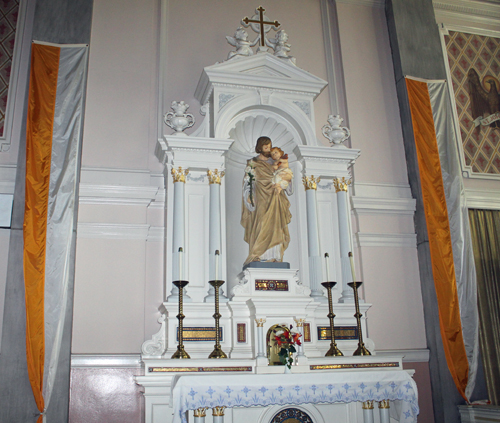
274, 326, 302, 369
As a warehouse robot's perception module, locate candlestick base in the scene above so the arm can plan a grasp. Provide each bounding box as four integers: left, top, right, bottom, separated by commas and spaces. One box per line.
208, 345, 228, 359
353, 343, 371, 356
325, 344, 344, 357
171, 345, 190, 359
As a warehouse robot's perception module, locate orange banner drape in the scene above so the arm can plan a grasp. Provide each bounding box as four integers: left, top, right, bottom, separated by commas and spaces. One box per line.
24, 43, 60, 420
406, 78, 469, 401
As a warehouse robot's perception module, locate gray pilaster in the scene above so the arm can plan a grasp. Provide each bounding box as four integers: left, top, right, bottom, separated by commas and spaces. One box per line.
385, 1, 469, 422
0, 0, 93, 421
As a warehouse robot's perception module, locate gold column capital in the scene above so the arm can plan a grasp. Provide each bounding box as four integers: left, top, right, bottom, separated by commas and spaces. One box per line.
302, 175, 321, 190
362, 400, 374, 409
171, 166, 189, 183
207, 169, 225, 185
194, 407, 208, 417
212, 406, 226, 416
255, 318, 266, 327
379, 399, 390, 409
294, 318, 305, 327
333, 177, 351, 193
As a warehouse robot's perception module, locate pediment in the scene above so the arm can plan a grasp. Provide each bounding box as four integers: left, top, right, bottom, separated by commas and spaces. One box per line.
195, 53, 327, 105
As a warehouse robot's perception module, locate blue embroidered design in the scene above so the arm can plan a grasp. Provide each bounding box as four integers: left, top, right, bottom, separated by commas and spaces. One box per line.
188, 389, 197, 399
206, 387, 215, 398
242, 386, 251, 396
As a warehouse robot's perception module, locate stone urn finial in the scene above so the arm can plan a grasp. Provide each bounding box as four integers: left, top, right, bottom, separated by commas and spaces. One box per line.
322, 114, 351, 146
164, 101, 195, 135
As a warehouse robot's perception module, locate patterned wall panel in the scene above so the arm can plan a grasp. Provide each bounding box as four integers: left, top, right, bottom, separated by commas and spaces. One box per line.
445, 31, 500, 175
0, 0, 19, 137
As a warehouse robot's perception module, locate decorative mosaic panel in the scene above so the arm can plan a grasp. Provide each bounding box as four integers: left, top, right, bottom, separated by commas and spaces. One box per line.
237, 323, 246, 343
303, 322, 311, 342
176, 327, 223, 342
255, 279, 289, 291
317, 325, 358, 341
445, 31, 500, 175
0, 0, 19, 137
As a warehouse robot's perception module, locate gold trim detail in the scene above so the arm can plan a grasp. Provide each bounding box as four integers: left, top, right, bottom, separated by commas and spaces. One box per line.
333, 177, 351, 193
207, 169, 225, 185
171, 166, 189, 183
237, 323, 246, 343
310, 362, 399, 370
212, 406, 226, 417
294, 318, 305, 328
194, 407, 208, 417
302, 175, 321, 190
304, 323, 311, 342
362, 401, 374, 410
148, 366, 252, 372
255, 318, 266, 327
379, 400, 390, 409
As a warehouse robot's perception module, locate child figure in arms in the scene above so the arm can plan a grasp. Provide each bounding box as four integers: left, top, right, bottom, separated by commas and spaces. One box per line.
271, 147, 293, 192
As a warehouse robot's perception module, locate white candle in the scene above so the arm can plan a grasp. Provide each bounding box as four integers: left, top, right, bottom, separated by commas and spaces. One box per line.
179, 247, 183, 281
215, 249, 220, 280
348, 251, 356, 283
324, 252, 330, 281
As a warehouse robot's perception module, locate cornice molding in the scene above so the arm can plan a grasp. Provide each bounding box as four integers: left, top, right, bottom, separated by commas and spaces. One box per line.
77, 223, 164, 241
377, 349, 430, 363
336, 0, 384, 8
355, 232, 417, 248
71, 354, 142, 368
465, 188, 500, 210
434, 0, 500, 20
352, 196, 416, 215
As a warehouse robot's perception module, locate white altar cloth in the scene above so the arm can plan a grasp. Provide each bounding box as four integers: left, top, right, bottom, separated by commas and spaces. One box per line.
171, 370, 419, 423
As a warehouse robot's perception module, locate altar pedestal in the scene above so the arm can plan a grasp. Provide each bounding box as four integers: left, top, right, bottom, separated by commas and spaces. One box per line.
136, 355, 418, 423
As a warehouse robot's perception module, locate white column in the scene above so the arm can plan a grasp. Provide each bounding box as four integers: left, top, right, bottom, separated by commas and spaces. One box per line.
303, 175, 327, 302
194, 407, 208, 423
378, 400, 390, 423
362, 401, 374, 423
212, 406, 226, 423
255, 318, 266, 358
205, 169, 228, 302
334, 177, 354, 303
294, 318, 306, 357
167, 167, 191, 302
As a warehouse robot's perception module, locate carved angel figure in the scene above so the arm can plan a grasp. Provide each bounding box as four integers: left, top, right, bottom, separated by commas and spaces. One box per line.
226, 27, 256, 60
267, 29, 295, 64
467, 69, 500, 129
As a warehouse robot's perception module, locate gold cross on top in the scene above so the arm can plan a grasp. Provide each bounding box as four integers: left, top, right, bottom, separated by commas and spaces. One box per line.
242, 6, 280, 47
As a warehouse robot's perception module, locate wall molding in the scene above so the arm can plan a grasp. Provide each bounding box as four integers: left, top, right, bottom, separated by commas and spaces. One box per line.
465, 188, 500, 210
77, 223, 164, 241
336, 0, 384, 8
377, 348, 430, 363
352, 196, 416, 215
71, 354, 142, 369
355, 232, 417, 248
351, 182, 416, 215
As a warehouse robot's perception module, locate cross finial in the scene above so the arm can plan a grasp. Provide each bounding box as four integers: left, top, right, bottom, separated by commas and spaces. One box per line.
242, 6, 280, 49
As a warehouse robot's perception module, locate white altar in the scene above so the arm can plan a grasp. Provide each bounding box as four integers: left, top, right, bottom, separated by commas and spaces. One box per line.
136, 8, 418, 423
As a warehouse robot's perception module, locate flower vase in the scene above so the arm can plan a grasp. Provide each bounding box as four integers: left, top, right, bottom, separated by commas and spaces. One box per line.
284, 365, 292, 374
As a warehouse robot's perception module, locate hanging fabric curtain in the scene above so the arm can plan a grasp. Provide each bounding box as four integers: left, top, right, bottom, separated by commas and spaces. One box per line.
405, 77, 479, 401
24, 41, 88, 423
468, 209, 500, 405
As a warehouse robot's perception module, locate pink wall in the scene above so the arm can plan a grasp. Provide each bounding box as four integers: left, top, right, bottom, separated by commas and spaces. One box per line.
69, 368, 144, 423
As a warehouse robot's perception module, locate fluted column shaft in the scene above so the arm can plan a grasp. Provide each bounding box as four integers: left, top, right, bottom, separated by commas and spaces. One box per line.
303, 175, 326, 302
335, 177, 354, 302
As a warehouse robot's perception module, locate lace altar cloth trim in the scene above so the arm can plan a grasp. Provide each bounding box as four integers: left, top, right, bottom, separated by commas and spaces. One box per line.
172, 370, 419, 423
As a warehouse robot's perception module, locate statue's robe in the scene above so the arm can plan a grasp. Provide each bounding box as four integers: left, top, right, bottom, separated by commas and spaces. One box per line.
241, 157, 292, 265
